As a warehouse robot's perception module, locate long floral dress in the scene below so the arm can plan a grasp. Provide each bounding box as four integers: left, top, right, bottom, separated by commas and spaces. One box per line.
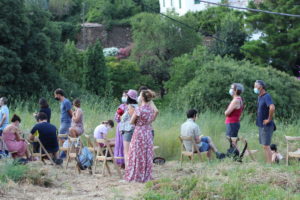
114, 103, 127, 166
125, 104, 155, 183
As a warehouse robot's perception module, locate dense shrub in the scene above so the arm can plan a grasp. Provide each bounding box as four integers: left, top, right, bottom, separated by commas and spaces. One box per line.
165, 47, 300, 119
106, 57, 157, 97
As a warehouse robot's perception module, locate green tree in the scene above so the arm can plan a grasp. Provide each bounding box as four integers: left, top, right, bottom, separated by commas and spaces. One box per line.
131, 12, 201, 97
83, 40, 108, 95
165, 47, 300, 119
106, 57, 156, 97
59, 40, 84, 86
0, 0, 63, 96
210, 13, 247, 59
242, 0, 300, 75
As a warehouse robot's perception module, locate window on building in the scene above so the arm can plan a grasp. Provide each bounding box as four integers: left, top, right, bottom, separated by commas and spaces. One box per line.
194, 0, 201, 4
179, 0, 181, 8
163, 0, 165, 7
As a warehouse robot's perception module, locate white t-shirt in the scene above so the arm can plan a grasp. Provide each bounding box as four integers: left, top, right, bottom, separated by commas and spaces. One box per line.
94, 124, 108, 140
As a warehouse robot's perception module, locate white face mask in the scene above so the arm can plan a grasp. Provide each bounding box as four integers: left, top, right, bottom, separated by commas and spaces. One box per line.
121, 96, 127, 103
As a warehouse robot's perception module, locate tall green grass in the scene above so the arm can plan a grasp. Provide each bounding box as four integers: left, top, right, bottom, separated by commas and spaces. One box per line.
7, 97, 300, 162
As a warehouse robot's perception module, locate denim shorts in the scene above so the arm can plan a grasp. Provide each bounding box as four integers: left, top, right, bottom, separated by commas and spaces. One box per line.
226, 122, 240, 137
259, 125, 274, 146
199, 137, 210, 152
123, 129, 134, 142
59, 122, 71, 134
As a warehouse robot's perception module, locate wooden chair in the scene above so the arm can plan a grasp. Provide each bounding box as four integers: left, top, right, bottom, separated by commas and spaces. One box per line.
29, 138, 56, 165
285, 136, 300, 166
65, 136, 82, 172
82, 134, 96, 154
229, 137, 257, 161
94, 139, 121, 178
58, 134, 68, 154
179, 136, 203, 166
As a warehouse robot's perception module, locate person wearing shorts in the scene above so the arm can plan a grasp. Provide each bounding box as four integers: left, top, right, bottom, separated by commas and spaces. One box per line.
254, 80, 276, 163
120, 89, 138, 167
225, 83, 244, 146
181, 109, 223, 159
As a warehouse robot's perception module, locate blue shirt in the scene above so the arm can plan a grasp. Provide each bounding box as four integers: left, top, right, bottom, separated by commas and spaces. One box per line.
256, 93, 274, 127
40, 107, 51, 123
0, 105, 9, 130
60, 98, 72, 123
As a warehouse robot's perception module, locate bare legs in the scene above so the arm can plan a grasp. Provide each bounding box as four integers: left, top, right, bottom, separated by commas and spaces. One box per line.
263, 145, 272, 163
123, 141, 130, 168
206, 136, 219, 153
69, 127, 78, 138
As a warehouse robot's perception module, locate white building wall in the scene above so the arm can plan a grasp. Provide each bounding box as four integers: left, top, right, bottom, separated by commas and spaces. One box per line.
160, 0, 250, 16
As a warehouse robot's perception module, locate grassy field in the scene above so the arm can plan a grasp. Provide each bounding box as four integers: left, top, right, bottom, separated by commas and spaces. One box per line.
9, 96, 300, 161
2, 97, 300, 199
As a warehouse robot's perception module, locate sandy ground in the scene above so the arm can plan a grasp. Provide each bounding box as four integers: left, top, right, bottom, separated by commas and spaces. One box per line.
0, 160, 180, 200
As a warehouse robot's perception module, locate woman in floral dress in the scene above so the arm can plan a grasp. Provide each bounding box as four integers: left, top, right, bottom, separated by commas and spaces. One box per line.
125, 90, 158, 183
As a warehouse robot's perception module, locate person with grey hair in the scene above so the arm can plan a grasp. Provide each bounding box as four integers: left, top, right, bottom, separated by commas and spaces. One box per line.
225, 83, 244, 146
254, 80, 275, 163
0, 97, 9, 135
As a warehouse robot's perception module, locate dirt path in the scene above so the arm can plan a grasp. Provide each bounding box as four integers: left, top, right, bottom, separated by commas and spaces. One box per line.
1, 161, 181, 200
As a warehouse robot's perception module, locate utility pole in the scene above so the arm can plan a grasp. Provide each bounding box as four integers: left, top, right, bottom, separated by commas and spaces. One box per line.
81, 2, 86, 49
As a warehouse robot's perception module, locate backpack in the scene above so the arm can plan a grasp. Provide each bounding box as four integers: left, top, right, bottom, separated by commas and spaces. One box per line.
76, 147, 94, 170
226, 138, 247, 162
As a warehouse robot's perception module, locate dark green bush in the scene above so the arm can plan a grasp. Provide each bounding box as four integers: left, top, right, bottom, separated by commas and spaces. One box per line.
165, 47, 300, 120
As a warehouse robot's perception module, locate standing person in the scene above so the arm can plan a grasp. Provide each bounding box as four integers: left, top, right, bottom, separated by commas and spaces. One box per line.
0, 97, 9, 154
224, 83, 244, 146
38, 98, 51, 123
114, 91, 128, 167
181, 109, 222, 159
137, 86, 159, 139
254, 80, 276, 163
54, 88, 72, 135
125, 90, 156, 183
69, 99, 84, 137
0, 97, 9, 135
120, 89, 138, 168
3, 114, 30, 159
30, 112, 60, 161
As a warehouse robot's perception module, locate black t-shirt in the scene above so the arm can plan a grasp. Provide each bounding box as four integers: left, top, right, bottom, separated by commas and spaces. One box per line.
31, 122, 58, 153
39, 107, 51, 123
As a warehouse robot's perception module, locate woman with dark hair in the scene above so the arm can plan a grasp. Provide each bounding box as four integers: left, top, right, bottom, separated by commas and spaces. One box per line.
114, 91, 128, 167
69, 99, 84, 137
225, 83, 244, 146
39, 98, 51, 123
3, 114, 30, 159
120, 89, 138, 167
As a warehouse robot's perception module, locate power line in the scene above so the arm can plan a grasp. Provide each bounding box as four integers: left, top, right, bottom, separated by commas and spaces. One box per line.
200, 0, 300, 18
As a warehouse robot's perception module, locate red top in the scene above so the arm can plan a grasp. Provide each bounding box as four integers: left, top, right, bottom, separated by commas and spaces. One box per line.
225, 97, 244, 124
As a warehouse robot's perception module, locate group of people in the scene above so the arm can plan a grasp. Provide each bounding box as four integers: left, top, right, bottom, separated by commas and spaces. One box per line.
181, 80, 281, 164
0, 79, 286, 184
93, 87, 159, 183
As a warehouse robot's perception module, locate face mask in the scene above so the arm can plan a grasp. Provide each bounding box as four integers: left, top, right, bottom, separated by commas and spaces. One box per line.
229, 89, 234, 96
121, 97, 127, 103
254, 88, 260, 94
55, 97, 60, 101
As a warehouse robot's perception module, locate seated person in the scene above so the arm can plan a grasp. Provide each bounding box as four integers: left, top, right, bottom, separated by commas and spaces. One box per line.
94, 120, 115, 147
3, 114, 30, 159
270, 144, 283, 164
29, 112, 59, 161
181, 109, 222, 159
